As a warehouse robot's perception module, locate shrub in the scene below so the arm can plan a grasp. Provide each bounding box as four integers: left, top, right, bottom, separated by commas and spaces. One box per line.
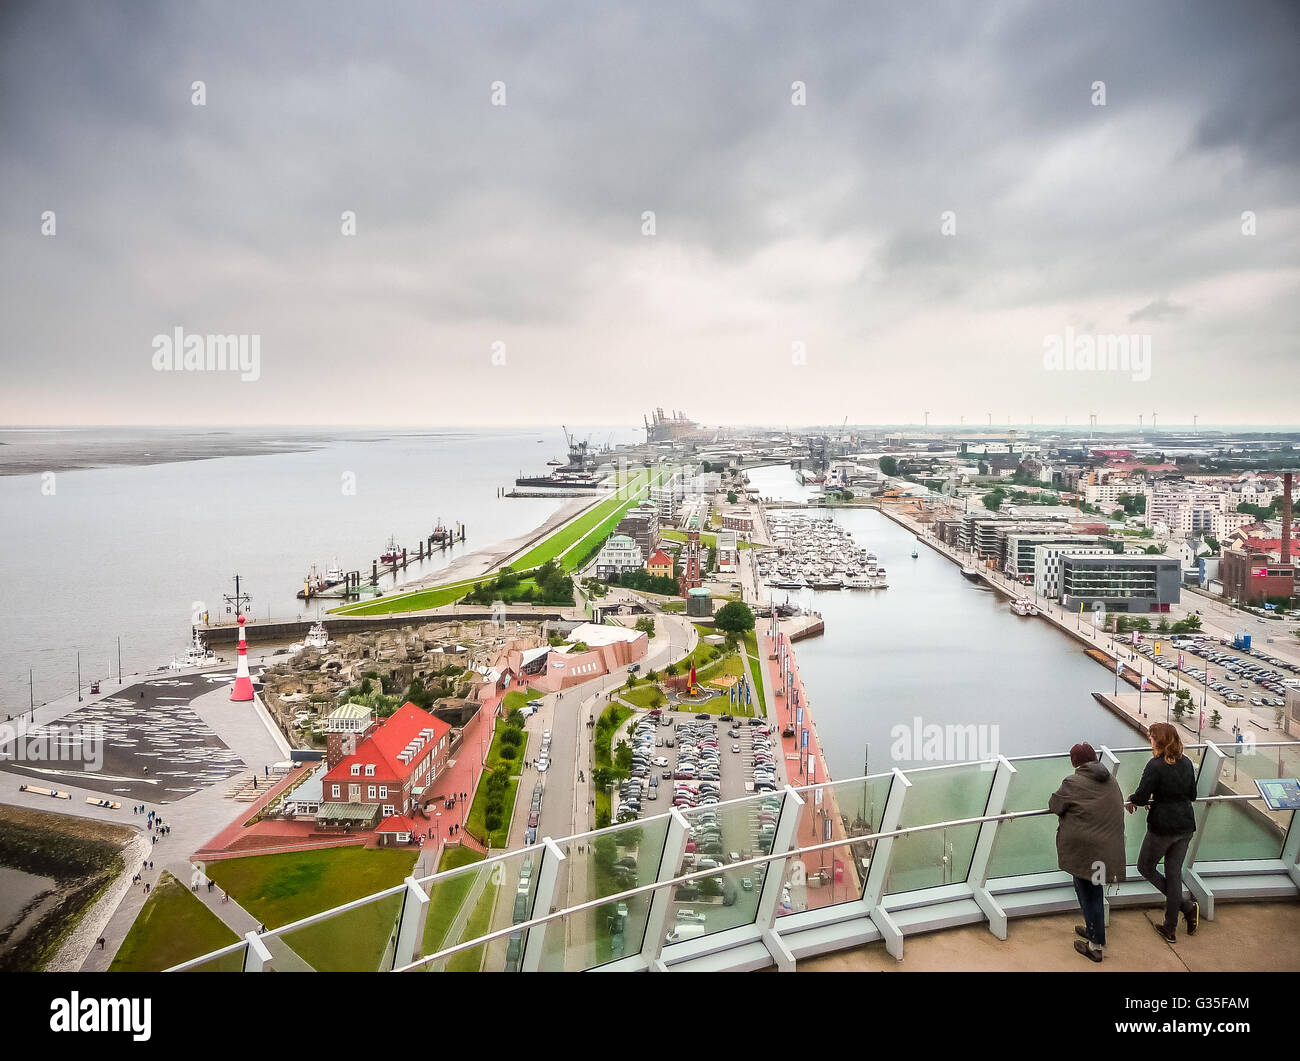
499, 728, 522, 748
498, 744, 517, 761
485, 812, 503, 833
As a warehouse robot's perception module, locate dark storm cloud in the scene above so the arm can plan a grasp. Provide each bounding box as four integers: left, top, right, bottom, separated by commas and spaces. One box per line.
1, 0, 1297, 425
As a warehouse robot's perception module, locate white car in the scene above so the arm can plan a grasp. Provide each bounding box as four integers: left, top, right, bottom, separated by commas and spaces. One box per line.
536, 757, 550, 772
652, 756, 669, 767
732, 744, 741, 753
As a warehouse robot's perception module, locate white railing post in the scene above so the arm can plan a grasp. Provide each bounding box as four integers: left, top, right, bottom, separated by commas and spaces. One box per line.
1282, 799, 1300, 892
242, 931, 272, 972
1098, 746, 1121, 928
862, 768, 911, 960
521, 837, 566, 972
1186, 742, 1226, 917
391, 876, 430, 970
755, 785, 805, 971
642, 809, 691, 968
968, 756, 1015, 939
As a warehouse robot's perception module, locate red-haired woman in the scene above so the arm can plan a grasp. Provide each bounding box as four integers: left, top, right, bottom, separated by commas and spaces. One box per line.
1126, 722, 1199, 942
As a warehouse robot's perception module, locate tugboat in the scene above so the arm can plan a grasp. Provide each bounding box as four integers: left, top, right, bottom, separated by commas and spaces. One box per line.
911, 539, 919, 559
431, 520, 448, 545
380, 536, 402, 563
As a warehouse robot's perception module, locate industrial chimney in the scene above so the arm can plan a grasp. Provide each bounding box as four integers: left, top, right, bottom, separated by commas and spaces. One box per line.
1282, 471, 1293, 565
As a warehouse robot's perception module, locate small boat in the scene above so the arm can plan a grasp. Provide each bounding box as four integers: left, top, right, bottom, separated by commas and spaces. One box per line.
1010, 598, 1038, 616
844, 574, 873, 589
546, 459, 562, 466
325, 558, 344, 583
380, 536, 402, 563
168, 631, 214, 671
960, 566, 982, 581
291, 621, 332, 654
431, 520, 448, 543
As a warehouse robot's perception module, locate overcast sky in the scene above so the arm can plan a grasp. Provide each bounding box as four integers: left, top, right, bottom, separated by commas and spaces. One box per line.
2, 0, 1297, 428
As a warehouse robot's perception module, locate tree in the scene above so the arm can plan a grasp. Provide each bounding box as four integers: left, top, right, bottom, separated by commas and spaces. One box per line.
714, 600, 755, 635
1157, 617, 1172, 634
841, 489, 854, 500
982, 489, 1004, 512
1209, 709, 1222, 730
635, 616, 656, 637
727, 491, 738, 504
878, 455, 898, 477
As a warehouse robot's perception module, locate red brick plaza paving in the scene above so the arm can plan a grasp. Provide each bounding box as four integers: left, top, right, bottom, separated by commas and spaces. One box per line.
762, 629, 865, 909
195, 691, 504, 859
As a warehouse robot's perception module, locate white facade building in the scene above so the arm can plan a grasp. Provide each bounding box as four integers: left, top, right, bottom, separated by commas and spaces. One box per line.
594, 534, 644, 580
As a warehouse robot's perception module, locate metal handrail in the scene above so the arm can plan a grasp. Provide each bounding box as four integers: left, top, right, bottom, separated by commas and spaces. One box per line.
395, 790, 1277, 972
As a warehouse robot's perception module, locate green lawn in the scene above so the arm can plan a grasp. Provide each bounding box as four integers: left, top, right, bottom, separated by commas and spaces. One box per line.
660, 528, 751, 550
485, 724, 525, 775
422, 848, 486, 956
466, 774, 519, 847
620, 683, 666, 709
110, 872, 240, 972
333, 468, 660, 617
206, 846, 418, 972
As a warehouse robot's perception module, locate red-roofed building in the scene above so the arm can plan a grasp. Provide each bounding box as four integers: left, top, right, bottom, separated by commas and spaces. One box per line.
646, 549, 674, 580
322, 702, 452, 819
376, 814, 418, 844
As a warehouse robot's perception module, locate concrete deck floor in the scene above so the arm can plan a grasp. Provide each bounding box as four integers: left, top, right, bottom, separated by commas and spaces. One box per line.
798, 902, 1300, 972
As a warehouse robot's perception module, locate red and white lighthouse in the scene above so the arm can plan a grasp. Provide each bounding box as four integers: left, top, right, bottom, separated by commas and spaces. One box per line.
230, 614, 255, 702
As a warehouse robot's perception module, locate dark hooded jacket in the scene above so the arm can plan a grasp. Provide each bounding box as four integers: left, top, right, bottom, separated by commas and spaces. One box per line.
1048, 761, 1127, 883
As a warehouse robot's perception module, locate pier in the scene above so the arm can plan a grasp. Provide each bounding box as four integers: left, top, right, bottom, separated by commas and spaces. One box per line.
297, 524, 468, 600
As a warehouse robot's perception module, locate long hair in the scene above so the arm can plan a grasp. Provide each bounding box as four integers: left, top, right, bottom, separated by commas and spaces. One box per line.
1148, 722, 1183, 765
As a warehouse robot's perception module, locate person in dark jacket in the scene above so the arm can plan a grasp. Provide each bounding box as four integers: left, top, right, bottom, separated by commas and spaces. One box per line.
1127, 722, 1199, 942
1049, 742, 1126, 962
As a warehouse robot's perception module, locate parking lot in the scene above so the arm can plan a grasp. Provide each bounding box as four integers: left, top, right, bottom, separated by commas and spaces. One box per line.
614, 710, 780, 823
610, 709, 794, 943
1137, 636, 1299, 717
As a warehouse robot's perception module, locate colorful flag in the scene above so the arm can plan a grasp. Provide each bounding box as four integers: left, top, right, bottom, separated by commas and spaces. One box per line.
1140, 675, 1148, 691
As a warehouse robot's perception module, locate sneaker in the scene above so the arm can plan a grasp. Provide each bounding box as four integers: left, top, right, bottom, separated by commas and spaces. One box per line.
1074, 939, 1103, 963
1154, 921, 1177, 943
1074, 925, 1090, 941
1184, 900, 1199, 936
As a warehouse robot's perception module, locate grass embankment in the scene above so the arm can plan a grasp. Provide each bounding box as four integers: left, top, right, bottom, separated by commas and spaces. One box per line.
206, 846, 417, 972
111, 872, 239, 971
0, 808, 133, 972
422, 847, 486, 957
333, 469, 658, 617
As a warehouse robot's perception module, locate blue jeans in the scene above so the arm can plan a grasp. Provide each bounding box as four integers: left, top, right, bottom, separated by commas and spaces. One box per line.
1073, 877, 1106, 947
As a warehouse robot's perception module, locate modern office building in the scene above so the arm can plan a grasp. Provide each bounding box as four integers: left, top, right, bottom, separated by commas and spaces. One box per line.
1032, 542, 1117, 599
1058, 553, 1182, 612
616, 502, 660, 560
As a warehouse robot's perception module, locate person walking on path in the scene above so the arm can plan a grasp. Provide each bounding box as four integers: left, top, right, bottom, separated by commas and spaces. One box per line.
1048, 742, 1126, 963
1127, 721, 1199, 943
